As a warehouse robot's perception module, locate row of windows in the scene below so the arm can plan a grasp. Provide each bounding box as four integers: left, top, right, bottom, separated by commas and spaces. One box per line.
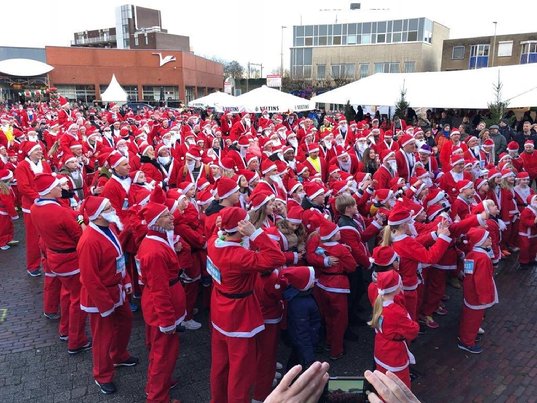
293, 18, 433, 47
55, 85, 182, 103
451, 41, 537, 68
293, 61, 416, 80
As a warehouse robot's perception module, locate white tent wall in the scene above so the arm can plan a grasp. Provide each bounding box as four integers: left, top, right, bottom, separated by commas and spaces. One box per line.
101, 74, 128, 103
311, 64, 537, 110
236, 85, 314, 113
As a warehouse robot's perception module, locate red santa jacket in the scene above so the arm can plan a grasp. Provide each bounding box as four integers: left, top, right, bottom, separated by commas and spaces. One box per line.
514, 185, 534, 210
254, 270, 284, 324
500, 187, 519, 223
328, 154, 363, 176
395, 149, 417, 182
140, 159, 164, 184
313, 241, 357, 294
391, 233, 451, 291
452, 195, 476, 221
14, 158, 52, 212
337, 214, 382, 269
78, 222, 131, 316
0, 188, 17, 218
439, 141, 469, 172
207, 228, 286, 337
376, 139, 400, 157
374, 300, 419, 373
100, 174, 131, 221
520, 150, 537, 179
438, 170, 473, 202
462, 247, 499, 310
137, 231, 187, 331
518, 205, 537, 239
373, 165, 397, 190
30, 198, 82, 275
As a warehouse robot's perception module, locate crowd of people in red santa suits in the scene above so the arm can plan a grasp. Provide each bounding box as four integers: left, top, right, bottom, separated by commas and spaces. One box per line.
1, 96, 533, 402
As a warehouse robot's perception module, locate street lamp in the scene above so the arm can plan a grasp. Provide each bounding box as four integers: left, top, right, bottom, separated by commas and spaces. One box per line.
280, 26, 288, 77
491, 21, 498, 67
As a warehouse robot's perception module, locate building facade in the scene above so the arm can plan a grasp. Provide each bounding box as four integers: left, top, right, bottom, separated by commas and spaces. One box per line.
0, 47, 49, 101
290, 17, 449, 83
46, 47, 223, 104
441, 32, 537, 71
72, 4, 190, 52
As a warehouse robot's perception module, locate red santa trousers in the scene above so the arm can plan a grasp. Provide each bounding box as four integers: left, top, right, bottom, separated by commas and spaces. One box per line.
403, 289, 418, 321
88, 301, 133, 383
501, 220, 519, 249
41, 246, 62, 315
210, 329, 257, 403
458, 306, 485, 347
518, 235, 537, 264
58, 286, 70, 336
145, 325, 179, 403
0, 215, 14, 246
421, 268, 447, 317
318, 289, 348, 357
24, 212, 41, 270
57, 274, 88, 350
376, 364, 411, 390
253, 323, 280, 401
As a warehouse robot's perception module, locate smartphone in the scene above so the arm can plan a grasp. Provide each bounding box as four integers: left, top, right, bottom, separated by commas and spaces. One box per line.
320, 376, 372, 402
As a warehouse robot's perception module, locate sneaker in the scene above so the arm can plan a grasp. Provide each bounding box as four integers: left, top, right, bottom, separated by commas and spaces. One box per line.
276, 362, 283, 370
435, 306, 448, 316
457, 342, 482, 354
478, 327, 485, 335
509, 246, 520, 253
182, 319, 202, 330
27, 268, 42, 277
274, 371, 282, 380
43, 312, 60, 320
68, 341, 92, 355
59, 334, 68, 342
114, 356, 139, 367
0, 245, 10, 250
424, 316, 439, 329
448, 277, 461, 289
7, 240, 19, 246
94, 380, 117, 395
329, 352, 345, 361
129, 302, 138, 312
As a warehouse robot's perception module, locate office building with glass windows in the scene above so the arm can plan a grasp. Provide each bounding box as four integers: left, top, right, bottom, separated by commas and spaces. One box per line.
441, 32, 537, 71
290, 17, 449, 82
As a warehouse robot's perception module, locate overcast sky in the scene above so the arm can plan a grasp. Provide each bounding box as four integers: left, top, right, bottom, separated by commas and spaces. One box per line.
1, 0, 536, 74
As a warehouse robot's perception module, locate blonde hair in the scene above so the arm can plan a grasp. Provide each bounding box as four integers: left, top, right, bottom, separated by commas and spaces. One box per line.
248, 207, 269, 229
381, 225, 394, 246
335, 193, 356, 215
0, 181, 9, 195
276, 219, 306, 251
369, 294, 384, 329
500, 176, 514, 190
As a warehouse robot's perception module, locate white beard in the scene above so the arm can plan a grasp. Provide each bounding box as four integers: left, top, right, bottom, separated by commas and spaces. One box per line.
102, 211, 124, 231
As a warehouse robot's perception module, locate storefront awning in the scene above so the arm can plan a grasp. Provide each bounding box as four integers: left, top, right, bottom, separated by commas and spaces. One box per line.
0, 58, 53, 77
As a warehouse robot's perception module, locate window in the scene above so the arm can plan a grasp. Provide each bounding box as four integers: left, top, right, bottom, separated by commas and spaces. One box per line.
348, 24, 356, 34
407, 31, 418, 41
404, 61, 416, 73
303, 66, 312, 79
497, 41, 513, 57
393, 32, 402, 43
520, 41, 537, 64
469, 44, 490, 68
452, 46, 465, 60
317, 64, 326, 80
374, 63, 385, 74
347, 35, 357, 45
185, 87, 195, 104
303, 48, 312, 65
362, 34, 371, 44
377, 33, 386, 43
304, 37, 312, 46
134, 35, 139, 46
389, 62, 400, 73
319, 36, 327, 46
359, 63, 369, 78
374, 63, 400, 74
331, 64, 341, 78
333, 36, 342, 45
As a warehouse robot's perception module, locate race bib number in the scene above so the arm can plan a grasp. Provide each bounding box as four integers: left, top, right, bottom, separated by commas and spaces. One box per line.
122, 198, 129, 210
206, 257, 222, 285
463, 259, 475, 275
116, 254, 126, 275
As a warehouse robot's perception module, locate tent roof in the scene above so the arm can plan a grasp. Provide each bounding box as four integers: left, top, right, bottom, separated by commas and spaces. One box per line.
237, 85, 314, 113
101, 74, 128, 103
311, 64, 537, 109
188, 91, 240, 112
0, 58, 53, 77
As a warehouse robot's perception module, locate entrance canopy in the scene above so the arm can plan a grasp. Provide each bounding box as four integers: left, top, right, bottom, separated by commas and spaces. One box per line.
311, 64, 537, 109
188, 91, 240, 112
237, 85, 314, 113
0, 58, 53, 77
101, 74, 128, 103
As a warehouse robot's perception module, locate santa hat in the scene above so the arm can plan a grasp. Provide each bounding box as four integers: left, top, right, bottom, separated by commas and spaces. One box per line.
414, 166, 428, 179
482, 139, 495, 148
140, 143, 154, 156
59, 96, 69, 107
296, 162, 309, 176
374, 189, 393, 205
245, 153, 259, 167
467, 227, 490, 247
465, 135, 478, 145
186, 146, 202, 161
287, 206, 303, 225
507, 141, 519, 151
178, 181, 195, 195
69, 142, 83, 150
418, 144, 432, 155
149, 185, 167, 204
516, 171, 530, 180
457, 179, 473, 193
0, 169, 13, 181
487, 167, 501, 180
155, 143, 169, 155
328, 164, 340, 176
475, 178, 488, 190
524, 140, 535, 148
387, 205, 413, 226
370, 246, 398, 267
303, 181, 325, 200
334, 145, 349, 159
501, 168, 515, 179
217, 177, 239, 199
399, 134, 415, 148
61, 153, 78, 166
380, 149, 395, 163
128, 170, 144, 184
221, 206, 247, 233
23, 141, 42, 156
383, 130, 393, 138
331, 180, 348, 195
319, 220, 339, 241
527, 194, 537, 206
220, 157, 236, 171
450, 129, 461, 137
261, 159, 277, 175
34, 173, 60, 196
249, 192, 274, 211
426, 204, 445, 221
450, 153, 465, 166
286, 178, 302, 195
377, 271, 402, 295
237, 169, 259, 185
307, 143, 320, 154
81, 196, 109, 221
141, 202, 168, 227
108, 151, 128, 169
279, 266, 315, 291
197, 188, 215, 206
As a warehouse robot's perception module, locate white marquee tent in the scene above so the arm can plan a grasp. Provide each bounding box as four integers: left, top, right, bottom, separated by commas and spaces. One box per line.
101, 74, 128, 103
311, 63, 537, 109
188, 91, 241, 112
237, 85, 314, 113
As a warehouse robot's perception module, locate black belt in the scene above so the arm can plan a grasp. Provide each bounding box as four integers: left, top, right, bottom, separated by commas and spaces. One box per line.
49, 247, 77, 254
169, 277, 181, 286
218, 289, 253, 299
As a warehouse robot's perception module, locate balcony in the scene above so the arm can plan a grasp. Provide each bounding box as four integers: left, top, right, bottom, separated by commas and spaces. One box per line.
71, 35, 117, 47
